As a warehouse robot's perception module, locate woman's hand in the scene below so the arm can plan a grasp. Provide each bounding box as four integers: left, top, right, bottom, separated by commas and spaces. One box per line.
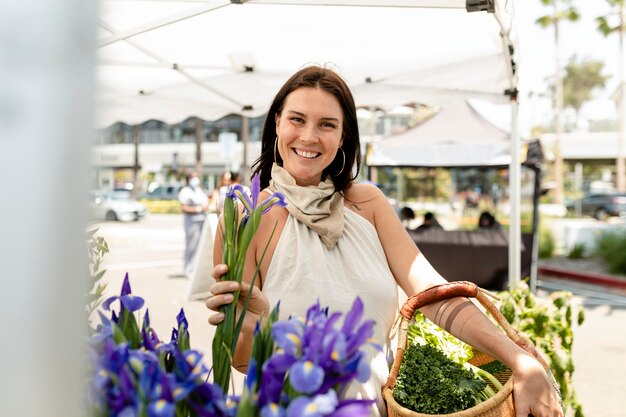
205, 264, 270, 334
511, 353, 563, 417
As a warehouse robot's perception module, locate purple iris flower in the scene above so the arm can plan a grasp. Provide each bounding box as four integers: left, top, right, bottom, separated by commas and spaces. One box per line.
345, 320, 375, 357
356, 354, 371, 383
261, 183, 288, 214
285, 396, 322, 417
142, 327, 162, 351
229, 174, 287, 217
143, 309, 151, 329
327, 400, 376, 417
245, 358, 259, 392
90, 311, 114, 344
147, 399, 175, 417
285, 391, 338, 417
341, 297, 363, 335
271, 318, 304, 356
102, 273, 145, 313
260, 403, 286, 417
259, 353, 297, 406
186, 382, 233, 417
289, 360, 324, 394
176, 308, 188, 331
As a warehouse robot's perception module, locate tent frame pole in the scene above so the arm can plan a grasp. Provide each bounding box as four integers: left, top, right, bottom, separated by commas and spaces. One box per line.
508, 94, 521, 290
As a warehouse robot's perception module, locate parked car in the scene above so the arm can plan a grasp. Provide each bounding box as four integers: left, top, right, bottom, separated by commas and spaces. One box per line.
141, 184, 182, 200
89, 190, 147, 222
568, 193, 626, 220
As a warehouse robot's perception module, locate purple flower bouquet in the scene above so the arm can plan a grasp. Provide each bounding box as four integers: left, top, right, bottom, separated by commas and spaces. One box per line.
87, 275, 377, 417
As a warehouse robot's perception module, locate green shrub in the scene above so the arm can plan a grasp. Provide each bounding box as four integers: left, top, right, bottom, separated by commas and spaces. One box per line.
595, 231, 626, 275
498, 280, 585, 417
86, 228, 109, 318
567, 243, 586, 259
538, 224, 555, 259
140, 199, 182, 214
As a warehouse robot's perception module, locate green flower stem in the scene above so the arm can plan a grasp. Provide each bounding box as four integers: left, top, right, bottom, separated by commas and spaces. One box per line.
212, 202, 267, 395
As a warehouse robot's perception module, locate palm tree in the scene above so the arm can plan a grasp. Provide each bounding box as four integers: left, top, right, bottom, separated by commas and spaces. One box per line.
536, 0, 580, 204
597, 0, 626, 192
559, 56, 609, 129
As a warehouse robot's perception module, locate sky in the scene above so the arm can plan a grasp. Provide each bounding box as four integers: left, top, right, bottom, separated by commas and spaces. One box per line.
515, 1, 620, 132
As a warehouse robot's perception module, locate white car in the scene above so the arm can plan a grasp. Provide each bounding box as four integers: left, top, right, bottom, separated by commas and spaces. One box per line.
90, 190, 147, 222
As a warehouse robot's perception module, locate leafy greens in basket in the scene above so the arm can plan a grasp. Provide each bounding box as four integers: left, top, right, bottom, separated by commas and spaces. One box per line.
393, 311, 506, 414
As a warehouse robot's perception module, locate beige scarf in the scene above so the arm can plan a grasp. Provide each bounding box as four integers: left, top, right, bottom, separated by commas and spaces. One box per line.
269, 164, 344, 249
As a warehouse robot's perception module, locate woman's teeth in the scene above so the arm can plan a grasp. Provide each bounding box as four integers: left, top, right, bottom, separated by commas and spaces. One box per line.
295, 149, 320, 159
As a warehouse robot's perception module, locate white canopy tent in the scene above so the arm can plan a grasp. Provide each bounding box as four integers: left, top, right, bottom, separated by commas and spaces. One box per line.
95, 0, 516, 126
95, 0, 523, 287
368, 100, 513, 167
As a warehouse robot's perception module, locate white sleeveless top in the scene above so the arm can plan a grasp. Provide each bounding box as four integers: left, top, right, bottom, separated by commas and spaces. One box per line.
264, 207, 399, 416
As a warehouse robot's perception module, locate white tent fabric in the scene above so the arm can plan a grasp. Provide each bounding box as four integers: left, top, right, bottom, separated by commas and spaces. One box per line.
94, 0, 524, 287
95, 0, 516, 127
368, 100, 513, 167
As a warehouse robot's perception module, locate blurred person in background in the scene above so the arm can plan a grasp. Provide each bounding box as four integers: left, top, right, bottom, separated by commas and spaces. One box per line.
415, 211, 442, 231
399, 206, 416, 228
477, 211, 501, 230
178, 171, 209, 277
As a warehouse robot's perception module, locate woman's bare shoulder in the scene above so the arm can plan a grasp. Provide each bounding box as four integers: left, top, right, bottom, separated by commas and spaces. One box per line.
344, 183, 389, 207
343, 183, 392, 223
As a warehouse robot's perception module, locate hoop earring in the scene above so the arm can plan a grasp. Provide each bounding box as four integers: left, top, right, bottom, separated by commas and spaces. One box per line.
274, 136, 280, 165
335, 148, 345, 177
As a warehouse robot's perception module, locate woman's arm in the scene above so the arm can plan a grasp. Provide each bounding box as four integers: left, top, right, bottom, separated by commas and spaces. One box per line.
363, 185, 562, 417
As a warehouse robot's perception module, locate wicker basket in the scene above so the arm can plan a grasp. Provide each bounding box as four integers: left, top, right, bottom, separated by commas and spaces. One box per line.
382, 281, 556, 417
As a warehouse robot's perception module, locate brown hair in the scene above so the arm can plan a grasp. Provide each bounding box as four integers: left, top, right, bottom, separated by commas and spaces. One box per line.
251, 65, 361, 192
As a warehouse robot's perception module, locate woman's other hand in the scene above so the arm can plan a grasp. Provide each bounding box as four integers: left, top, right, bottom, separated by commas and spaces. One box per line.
512, 353, 563, 417
205, 264, 270, 334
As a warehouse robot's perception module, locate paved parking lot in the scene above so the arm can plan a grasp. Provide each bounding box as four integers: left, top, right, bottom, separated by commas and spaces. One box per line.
93, 214, 626, 417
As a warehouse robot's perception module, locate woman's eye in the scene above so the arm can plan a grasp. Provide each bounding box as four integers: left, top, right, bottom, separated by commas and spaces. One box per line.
290, 117, 304, 124
321, 122, 336, 129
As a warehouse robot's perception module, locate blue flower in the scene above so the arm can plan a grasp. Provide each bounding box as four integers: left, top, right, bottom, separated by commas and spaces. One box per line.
176, 308, 188, 331
261, 191, 287, 214
260, 403, 286, 417
89, 274, 237, 417
271, 318, 304, 356
258, 352, 296, 406
229, 174, 287, 217
285, 391, 338, 417
289, 360, 324, 394
327, 400, 376, 417
285, 397, 323, 417
90, 311, 114, 344
102, 273, 145, 313
147, 399, 175, 417
89, 273, 376, 417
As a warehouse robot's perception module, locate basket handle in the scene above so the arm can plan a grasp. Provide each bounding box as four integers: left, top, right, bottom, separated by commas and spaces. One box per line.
383, 281, 558, 403
398, 281, 549, 370
400, 281, 479, 319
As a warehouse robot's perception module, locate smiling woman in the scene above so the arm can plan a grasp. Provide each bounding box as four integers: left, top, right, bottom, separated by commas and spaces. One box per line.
205, 65, 564, 417
274, 87, 345, 187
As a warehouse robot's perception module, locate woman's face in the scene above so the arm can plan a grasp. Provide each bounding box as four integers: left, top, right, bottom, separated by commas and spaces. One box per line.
275, 87, 344, 186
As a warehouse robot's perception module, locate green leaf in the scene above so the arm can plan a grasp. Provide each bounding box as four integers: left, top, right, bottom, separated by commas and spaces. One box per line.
112, 323, 127, 344
94, 269, 107, 282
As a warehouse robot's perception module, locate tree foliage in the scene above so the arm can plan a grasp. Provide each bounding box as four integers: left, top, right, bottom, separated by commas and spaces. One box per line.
535, 0, 580, 28
596, 0, 624, 37
560, 56, 609, 123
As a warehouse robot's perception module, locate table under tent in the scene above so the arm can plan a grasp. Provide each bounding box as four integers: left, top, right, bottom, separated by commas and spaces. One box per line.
366, 100, 545, 290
